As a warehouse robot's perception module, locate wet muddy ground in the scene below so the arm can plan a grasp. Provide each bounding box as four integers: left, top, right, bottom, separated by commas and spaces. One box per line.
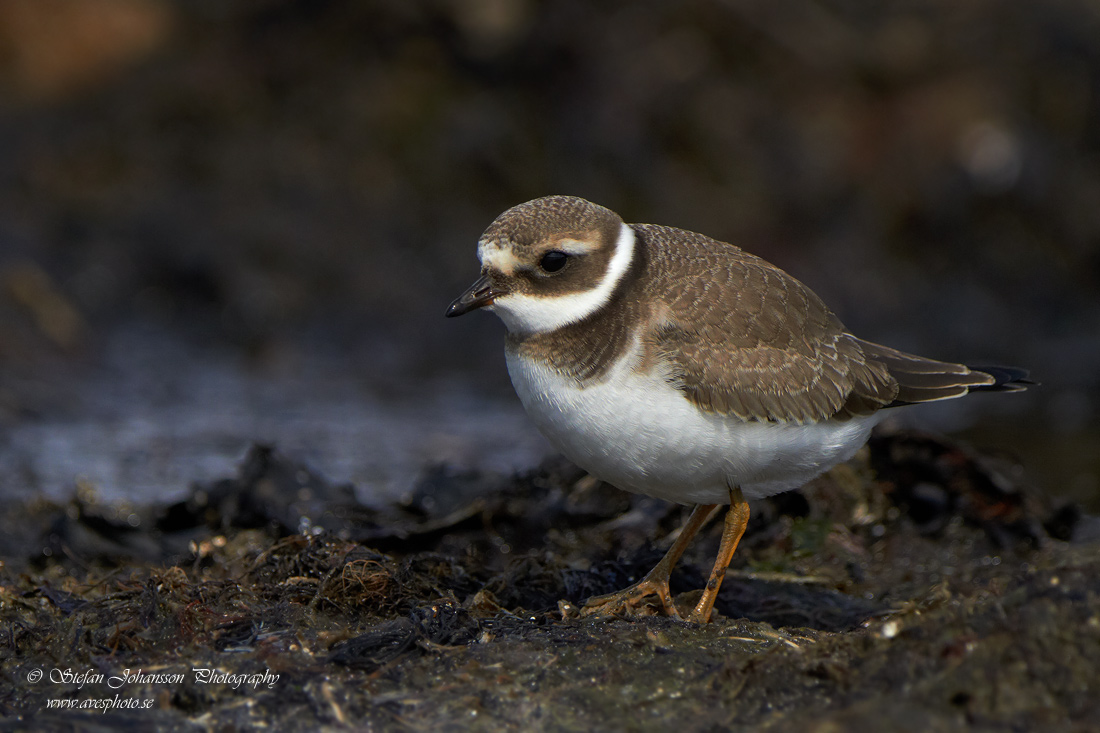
2, 430, 1097, 731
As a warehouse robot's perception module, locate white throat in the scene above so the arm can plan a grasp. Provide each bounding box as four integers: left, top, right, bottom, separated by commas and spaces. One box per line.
489, 222, 635, 335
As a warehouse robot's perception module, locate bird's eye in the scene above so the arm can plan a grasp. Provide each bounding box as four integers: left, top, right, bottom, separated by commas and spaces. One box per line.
539, 251, 569, 273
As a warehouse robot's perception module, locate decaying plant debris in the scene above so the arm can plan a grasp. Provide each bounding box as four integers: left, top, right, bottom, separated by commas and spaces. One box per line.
2, 430, 1098, 731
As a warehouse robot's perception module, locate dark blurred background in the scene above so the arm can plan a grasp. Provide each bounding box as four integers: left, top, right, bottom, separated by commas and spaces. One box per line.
0, 0, 1096, 507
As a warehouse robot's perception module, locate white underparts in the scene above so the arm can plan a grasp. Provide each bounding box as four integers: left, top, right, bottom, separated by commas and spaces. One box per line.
488, 222, 636, 335
506, 338, 884, 504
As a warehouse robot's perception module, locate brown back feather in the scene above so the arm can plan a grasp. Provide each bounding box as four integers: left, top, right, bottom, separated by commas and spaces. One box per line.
634, 225, 898, 423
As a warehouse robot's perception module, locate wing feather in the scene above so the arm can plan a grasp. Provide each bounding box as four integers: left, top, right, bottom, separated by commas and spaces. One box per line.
635, 225, 898, 423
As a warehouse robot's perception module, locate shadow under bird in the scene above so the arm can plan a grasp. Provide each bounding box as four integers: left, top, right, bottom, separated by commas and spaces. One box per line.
446, 195, 1031, 623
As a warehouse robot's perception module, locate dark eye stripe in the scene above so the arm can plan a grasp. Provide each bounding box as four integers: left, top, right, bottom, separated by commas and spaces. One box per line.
540, 251, 569, 273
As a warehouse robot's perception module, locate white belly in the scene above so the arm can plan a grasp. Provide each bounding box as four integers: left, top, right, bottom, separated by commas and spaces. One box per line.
505, 346, 882, 505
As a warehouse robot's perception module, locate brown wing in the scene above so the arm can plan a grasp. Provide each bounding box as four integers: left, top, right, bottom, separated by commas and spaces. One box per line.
635, 224, 897, 424
635, 225, 1026, 423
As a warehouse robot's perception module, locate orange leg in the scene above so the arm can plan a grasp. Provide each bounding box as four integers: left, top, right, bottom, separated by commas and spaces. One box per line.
581, 503, 721, 618
689, 485, 749, 624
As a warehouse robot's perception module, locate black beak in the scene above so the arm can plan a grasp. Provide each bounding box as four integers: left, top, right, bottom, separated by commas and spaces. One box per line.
446, 274, 500, 317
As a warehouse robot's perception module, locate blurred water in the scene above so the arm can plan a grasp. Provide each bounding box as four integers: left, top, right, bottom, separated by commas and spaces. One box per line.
0, 326, 550, 506
0, 320, 1083, 510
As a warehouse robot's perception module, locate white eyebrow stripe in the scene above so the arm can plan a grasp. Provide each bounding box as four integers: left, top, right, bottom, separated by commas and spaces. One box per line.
478, 240, 521, 275
554, 237, 600, 255
490, 222, 635, 335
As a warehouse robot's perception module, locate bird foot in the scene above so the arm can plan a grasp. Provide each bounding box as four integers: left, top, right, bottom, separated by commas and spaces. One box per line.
570, 577, 680, 620
673, 589, 720, 624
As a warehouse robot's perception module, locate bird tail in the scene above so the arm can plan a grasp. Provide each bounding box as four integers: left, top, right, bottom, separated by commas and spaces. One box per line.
855, 339, 1034, 407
